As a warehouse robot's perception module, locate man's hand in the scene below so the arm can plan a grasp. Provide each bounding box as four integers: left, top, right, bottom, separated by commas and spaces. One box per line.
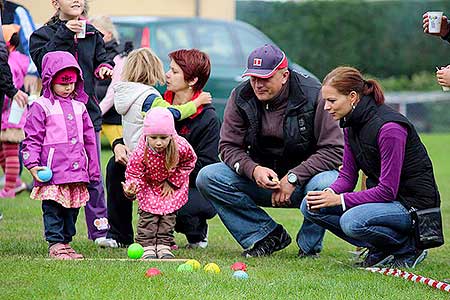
13, 90, 28, 108
436, 66, 450, 87
305, 190, 341, 210
114, 144, 130, 166
160, 180, 175, 198
252, 166, 280, 190
121, 181, 137, 199
423, 13, 449, 37
271, 175, 295, 207
23, 75, 38, 94
98, 67, 113, 80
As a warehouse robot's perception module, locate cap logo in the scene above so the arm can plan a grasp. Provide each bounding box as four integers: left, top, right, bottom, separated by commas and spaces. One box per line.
253, 58, 262, 67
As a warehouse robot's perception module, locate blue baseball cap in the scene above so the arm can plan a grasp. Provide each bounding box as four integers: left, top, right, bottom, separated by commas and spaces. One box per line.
242, 44, 288, 78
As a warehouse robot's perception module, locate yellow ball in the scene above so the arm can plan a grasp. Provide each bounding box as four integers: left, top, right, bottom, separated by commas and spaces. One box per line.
185, 259, 201, 270
203, 262, 221, 274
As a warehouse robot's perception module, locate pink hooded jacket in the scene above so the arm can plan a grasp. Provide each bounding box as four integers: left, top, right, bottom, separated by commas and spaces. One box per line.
1, 51, 29, 130
22, 51, 100, 186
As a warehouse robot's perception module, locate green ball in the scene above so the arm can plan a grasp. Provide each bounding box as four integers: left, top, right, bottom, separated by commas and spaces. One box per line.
177, 263, 194, 272
127, 243, 144, 259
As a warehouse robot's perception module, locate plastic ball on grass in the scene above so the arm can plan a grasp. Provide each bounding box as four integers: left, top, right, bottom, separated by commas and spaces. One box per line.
145, 268, 162, 277
127, 243, 144, 259
230, 262, 247, 272
177, 263, 194, 272
232, 270, 249, 280
203, 263, 220, 274
185, 259, 201, 270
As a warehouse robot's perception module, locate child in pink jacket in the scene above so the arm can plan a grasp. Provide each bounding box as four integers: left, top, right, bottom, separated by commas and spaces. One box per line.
0, 24, 29, 198
22, 51, 100, 260
122, 107, 197, 259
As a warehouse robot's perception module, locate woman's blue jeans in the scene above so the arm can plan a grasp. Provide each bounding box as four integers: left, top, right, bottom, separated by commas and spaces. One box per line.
196, 162, 338, 253
300, 199, 415, 255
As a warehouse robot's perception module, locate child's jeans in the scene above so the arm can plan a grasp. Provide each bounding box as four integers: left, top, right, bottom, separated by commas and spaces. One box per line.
42, 200, 80, 245
135, 209, 176, 247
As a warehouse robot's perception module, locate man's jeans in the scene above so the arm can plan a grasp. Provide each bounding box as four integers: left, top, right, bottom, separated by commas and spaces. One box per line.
196, 162, 338, 253
300, 200, 415, 255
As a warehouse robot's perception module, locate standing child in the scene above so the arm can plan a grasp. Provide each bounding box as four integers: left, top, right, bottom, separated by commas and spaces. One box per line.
122, 107, 197, 259
101, 47, 211, 248
22, 51, 100, 259
0, 24, 29, 198
29, 0, 114, 244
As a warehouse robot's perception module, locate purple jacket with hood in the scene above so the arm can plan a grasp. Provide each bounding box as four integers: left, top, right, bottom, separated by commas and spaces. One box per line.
22, 51, 100, 187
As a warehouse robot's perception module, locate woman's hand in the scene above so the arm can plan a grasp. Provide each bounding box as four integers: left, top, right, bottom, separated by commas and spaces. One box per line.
305, 190, 341, 210
436, 66, 450, 87
65, 20, 84, 34
193, 92, 212, 108
160, 181, 174, 198
121, 181, 137, 200
29, 166, 47, 183
98, 67, 113, 80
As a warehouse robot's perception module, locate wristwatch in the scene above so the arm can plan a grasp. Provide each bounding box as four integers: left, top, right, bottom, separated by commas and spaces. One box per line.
287, 172, 297, 185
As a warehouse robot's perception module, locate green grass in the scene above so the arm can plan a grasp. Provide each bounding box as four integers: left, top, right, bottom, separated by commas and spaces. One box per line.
1, 134, 450, 300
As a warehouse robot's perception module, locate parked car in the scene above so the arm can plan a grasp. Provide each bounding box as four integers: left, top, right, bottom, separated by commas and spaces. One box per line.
112, 16, 316, 119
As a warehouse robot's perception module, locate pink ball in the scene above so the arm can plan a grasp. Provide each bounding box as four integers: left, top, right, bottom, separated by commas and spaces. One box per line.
145, 268, 162, 277
230, 262, 247, 272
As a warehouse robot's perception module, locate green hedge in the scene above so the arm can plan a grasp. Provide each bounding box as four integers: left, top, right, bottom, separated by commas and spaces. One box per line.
237, 0, 450, 81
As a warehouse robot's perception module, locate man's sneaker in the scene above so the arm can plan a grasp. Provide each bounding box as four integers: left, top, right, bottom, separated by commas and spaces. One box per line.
298, 249, 319, 259
391, 249, 428, 269
95, 237, 118, 248
241, 225, 291, 258
355, 249, 394, 268
186, 238, 208, 249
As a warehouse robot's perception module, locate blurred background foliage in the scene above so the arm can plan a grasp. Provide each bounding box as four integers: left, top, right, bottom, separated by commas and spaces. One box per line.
237, 0, 450, 88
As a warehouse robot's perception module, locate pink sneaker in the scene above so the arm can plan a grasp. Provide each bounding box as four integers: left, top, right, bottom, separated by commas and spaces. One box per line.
49, 243, 72, 260
0, 189, 15, 199
64, 244, 84, 259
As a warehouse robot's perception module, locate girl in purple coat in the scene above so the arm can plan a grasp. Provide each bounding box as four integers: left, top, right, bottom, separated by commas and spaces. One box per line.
22, 51, 100, 260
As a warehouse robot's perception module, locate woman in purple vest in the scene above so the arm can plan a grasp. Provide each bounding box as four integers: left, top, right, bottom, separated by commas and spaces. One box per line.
301, 66, 441, 269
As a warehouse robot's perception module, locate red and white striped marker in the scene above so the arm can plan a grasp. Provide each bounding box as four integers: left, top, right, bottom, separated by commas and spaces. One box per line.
366, 267, 450, 293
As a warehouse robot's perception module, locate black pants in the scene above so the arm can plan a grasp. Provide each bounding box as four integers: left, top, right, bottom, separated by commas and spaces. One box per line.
105, 156, 134, 245
105, 156, 216, 245
42, 200, 80, 245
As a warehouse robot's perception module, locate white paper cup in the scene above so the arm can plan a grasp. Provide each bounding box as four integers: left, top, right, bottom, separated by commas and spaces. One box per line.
8, 100, 25, 125
76, 20, 86, 39
428, 11, 443, 34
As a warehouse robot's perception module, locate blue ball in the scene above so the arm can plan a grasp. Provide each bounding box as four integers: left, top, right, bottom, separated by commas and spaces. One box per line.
37, 167, 53, 182
232, 270, 249, 280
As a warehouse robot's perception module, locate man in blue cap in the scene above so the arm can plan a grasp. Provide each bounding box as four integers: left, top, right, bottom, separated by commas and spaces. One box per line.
197, 44, 344, 258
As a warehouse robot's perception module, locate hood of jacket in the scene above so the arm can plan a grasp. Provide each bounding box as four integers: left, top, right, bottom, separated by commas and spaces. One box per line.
41, 51, 88, 104
114, 81, 158, 115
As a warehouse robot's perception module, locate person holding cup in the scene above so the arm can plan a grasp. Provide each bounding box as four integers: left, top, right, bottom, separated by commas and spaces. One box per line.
29, 0, 114, 246
422, 12, 450, 90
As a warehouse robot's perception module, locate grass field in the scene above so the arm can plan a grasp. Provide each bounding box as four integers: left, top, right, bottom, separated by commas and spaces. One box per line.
1, 134, 449, 300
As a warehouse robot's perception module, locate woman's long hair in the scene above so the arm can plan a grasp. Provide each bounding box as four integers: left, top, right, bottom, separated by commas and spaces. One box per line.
144, 137, 179, 172
323, 66, 385, 105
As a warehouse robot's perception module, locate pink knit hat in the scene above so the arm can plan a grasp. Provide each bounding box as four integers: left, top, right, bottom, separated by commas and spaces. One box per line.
143, 107, 176, 136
